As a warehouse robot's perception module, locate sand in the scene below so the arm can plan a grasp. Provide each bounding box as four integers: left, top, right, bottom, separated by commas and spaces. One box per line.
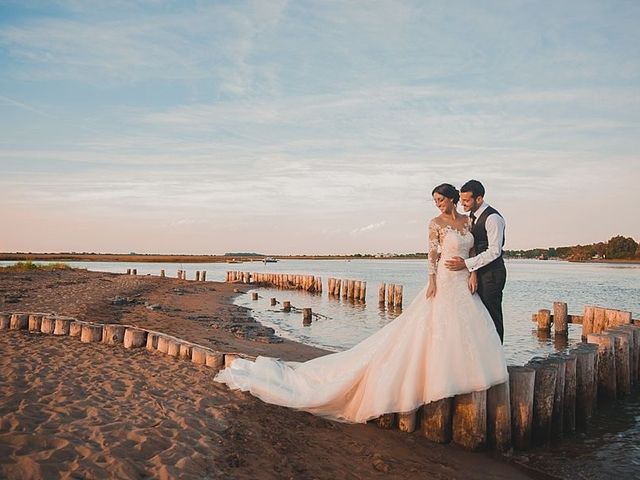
0, 269, 544, 479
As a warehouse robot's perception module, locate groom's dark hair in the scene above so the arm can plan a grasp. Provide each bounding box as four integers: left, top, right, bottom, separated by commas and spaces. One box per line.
461, 180, 485, 198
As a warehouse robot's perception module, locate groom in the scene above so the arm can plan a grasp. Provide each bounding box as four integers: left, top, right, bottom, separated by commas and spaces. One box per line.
445, 180, 506, 343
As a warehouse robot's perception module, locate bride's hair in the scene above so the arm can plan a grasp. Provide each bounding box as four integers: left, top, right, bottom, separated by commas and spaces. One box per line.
431, 183, 460, 204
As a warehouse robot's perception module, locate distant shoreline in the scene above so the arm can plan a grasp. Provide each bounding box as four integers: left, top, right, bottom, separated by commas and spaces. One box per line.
1, 253, 638, 265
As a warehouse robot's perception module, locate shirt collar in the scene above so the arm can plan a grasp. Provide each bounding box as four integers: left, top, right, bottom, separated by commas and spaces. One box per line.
473, 202, 489, 218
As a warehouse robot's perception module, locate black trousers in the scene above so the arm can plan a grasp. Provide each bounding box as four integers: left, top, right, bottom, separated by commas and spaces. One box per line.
477, 265, 507, 343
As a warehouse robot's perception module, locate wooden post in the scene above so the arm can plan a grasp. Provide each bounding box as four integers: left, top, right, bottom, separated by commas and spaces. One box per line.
302, 308, 312, 326
554, 302, 568, 336
393, 285, 403, 308
353, 281, 361, 300
508, 365, 536, 450
167, 339, 180, 357
387, 284, 394, 306
146, 332, 159, 351
10, 313, 28, 330
124, 328, 147, 348
558, 353, 577, 433
80, 324, 103, 343
341, 279, 348, 298
160, 269, 165, 277
53, 318, 71, 336
205, 351, 224, 370
347, 280, 354, 300
544, 356, 566, 440
191, 347, 207, 365
527, 360, 557, 446
537, 309, 552, 332
587, 332, 617, 400
196, 271, 201, 282
283, 301, 291, 312
132, 268, 137, 275
69, 321, 84, 337
421, 398, 453, 443
103, 324, 126, 345
582, 305, 595, 339
453, 391, 487, 450
572, 346, 597, 425
397, 410, 417, 433
609, 330, 631, 396
28, 314, 43, 332
378, 283, 385, 304
179, 343, 193, 360
375, 413, 396, 429
593, 307, 607, 333
270, 298, 277, 306
360, 281, 366, 302
201, 271, 206, 281
0, 313, 10, 330
616, 324, 640, 383
334, 279, 341, 296
252, 292, 258, 301
487, 381, 512, 452
328, 278, 335, 295
126, 268, 131, 275
40, 316, 56, 334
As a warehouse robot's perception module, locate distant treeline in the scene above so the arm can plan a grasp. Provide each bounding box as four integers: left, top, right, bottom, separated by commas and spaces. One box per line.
505, 235, 640, 261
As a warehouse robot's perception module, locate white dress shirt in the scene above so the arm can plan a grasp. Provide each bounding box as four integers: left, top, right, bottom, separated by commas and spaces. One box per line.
464, 203, 506, 272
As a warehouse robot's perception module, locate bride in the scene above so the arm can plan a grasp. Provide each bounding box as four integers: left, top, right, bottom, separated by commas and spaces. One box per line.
214, 183, 508, 423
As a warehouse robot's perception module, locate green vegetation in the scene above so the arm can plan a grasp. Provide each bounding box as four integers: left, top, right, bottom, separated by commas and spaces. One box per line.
505, 235, 639, 261
1, 261, 72, 271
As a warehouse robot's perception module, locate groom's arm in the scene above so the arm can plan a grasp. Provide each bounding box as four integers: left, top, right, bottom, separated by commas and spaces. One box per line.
464, 214, 505, 272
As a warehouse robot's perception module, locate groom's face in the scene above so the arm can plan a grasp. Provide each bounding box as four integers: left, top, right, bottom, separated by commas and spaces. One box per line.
460, 192, 482, 213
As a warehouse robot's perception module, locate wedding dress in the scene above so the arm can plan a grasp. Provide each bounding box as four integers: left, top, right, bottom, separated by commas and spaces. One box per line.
214, 218, 508, 423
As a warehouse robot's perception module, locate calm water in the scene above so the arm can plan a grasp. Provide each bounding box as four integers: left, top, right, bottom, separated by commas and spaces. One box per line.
2, 258, 639, 478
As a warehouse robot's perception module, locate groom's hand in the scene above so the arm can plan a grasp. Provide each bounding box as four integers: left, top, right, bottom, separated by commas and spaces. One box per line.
445, 256, 467, 271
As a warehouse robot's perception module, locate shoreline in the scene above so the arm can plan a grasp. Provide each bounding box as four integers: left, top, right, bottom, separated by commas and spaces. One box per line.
0, 268, 545, 479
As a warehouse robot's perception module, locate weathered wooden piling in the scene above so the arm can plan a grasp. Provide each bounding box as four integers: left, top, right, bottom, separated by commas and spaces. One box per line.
544, 356, 566, 439
537, 309, 552, 332
359, 281, 367, 302
80, 324, 103, 343
160, 269, 165, 277
302, 308, 312, 326
191, 346, 207, 365
132, 268, 137, 275
453, 391, 487, 450
528, 360, 557, 446
201, 271, 206, 281
0, 313, 10, 330
205, 351, 224, 370
616, 324, 640, 382
196, 271, 201, 282
421, 398, 453, 443
375, 413, 396, 430
558, 353, 577, 433
378, 283, 385, 305
69, 321, 84, 337
609, 330, 631, 395
10, 313, 28, 330
103, 324, 126, 345
393, 285, 403, 309
28, 314, 43, 332
252, 292, 258, 301
553, 302, 568, 336
397, 410, 417, 433
283, 301, 291, 312
572, 345, 597, 424
53, 318, 71, 336
487, 381, 512, 452
508, 365, 535, 450
40, 316, 56, 335
587, 332, 617, 400
124, 328, 147, 348
126, 268, 131, 275
386, 284, 394, 306
582, 305, 595, 339
146, 332, 159, 351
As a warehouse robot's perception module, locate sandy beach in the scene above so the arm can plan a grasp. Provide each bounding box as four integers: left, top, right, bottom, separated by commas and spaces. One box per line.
0, 269, 544, 479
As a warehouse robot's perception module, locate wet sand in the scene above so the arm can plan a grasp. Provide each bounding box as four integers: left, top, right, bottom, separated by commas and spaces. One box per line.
0, 269, 545, 479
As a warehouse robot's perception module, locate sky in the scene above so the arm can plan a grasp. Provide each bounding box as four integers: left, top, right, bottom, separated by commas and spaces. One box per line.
1, 0, 638, 255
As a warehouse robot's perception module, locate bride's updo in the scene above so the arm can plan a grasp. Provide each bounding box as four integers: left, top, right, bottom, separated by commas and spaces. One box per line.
431, 183, 460, 204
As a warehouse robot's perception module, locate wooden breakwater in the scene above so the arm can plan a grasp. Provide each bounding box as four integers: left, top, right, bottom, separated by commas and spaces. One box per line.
227, 271, 404, 307
2, 301, 638, 453
0, 311, 253, 374
327, 277, 367, 302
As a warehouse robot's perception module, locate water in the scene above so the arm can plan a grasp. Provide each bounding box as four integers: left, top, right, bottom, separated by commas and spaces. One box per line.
2, 258, 640, 478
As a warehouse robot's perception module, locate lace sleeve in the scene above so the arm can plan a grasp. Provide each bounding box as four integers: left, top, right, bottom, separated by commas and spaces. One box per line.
428, 220, 441, 275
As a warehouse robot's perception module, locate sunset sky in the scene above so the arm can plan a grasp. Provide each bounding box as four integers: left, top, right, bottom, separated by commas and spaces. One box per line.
1, 1, 638, 255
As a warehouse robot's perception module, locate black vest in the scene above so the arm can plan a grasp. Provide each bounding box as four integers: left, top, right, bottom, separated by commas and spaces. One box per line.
471, 205, 505, 272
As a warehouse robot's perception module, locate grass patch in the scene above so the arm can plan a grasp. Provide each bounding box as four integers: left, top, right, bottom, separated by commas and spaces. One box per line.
1, 261, 73, 271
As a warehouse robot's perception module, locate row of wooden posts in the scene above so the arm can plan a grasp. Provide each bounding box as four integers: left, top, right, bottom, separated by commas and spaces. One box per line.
369, 302, 639, 451
0, 311, 252, 372
126, 269, 207, 281
533, 303, 634, 339
228, 272, 405, 308
327, 278, 367, 302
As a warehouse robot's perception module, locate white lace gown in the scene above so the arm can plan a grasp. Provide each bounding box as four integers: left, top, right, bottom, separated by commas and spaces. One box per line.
214, 219, 508, 423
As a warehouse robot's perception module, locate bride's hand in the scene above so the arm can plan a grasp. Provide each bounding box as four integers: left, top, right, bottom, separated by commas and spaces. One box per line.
426, 281, 436, 299
468, 271, 478, 294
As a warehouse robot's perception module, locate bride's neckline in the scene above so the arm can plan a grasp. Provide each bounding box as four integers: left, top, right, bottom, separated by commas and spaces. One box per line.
434, 215, 470, 237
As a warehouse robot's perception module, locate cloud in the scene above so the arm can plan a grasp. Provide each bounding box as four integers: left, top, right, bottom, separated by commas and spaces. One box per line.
351, 221, 386, 235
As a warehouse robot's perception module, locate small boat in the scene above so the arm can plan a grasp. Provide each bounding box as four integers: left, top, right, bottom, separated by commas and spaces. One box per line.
263, 257, 278, 263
